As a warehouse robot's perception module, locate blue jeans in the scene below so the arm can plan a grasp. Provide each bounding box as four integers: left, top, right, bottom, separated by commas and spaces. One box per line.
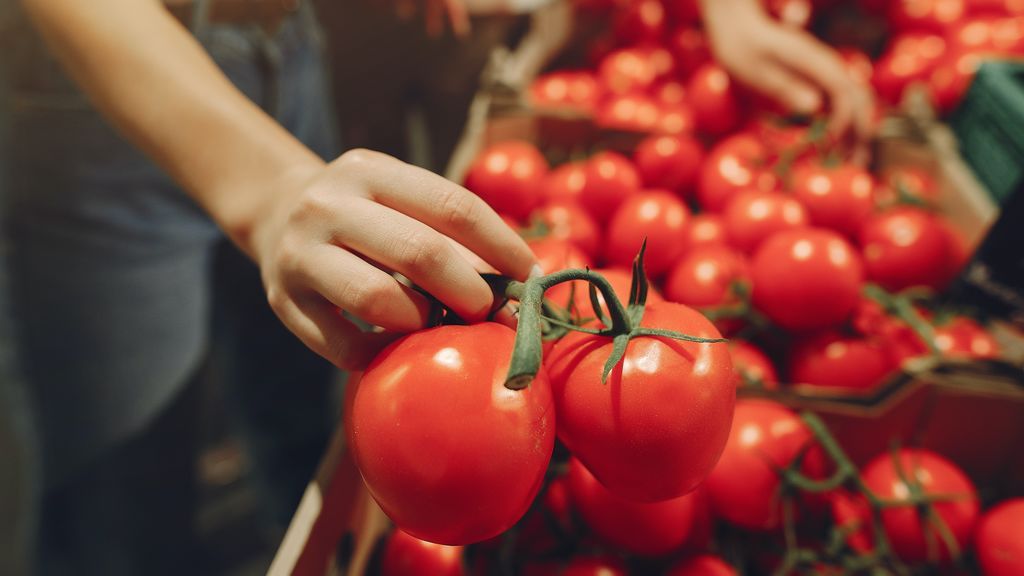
3, 5, 339, 574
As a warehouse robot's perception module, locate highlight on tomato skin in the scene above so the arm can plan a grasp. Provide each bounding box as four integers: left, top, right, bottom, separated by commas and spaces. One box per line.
975, 498, 1024, 576
380, 529, 465, 576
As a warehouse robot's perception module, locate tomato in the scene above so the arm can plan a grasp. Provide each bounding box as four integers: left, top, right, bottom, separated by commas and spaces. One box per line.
605, 190, 690, 277
464, 141, 549, 221
860, 207, 954, 291
546, 302, 734, 502
932, 316, 1000, 358
668, 26, 711, 77
542, 161, 588, 205
381, 529, 465, 576
666, 555, 737, 576
698, 134, 778, 212
680, 213, 729, 255
928, 49, 991, 114
529, 237, 595, 274
596, 93, 661, 133
664, 0, 701, 26
546, 267, 664, 320
561, 556, 628, 576
580, 151, 642, 223
976, 498, 1024, 576
890, 0, 967, 32
531, 202, 601, 260
939, 219, 970, 280
517, 475, 574, 556
347, 323, 555, 544
688, 63, 744, 137
729, 340, 780, 390
664, 245, 751, 334
634, 134, 705, 199
791, 163, 876, 239
751, 228, 864, 331
567, 457, 698, 556
876, 165, 941, 206
529, 71, 603, 114
873, 33, 948, 105
839, 47, 875, 86
967, 0, 1024, 15
860, 449, 979, 563
788, 332, 894, 391
613, 0, 667, 44
723, 189, 810, 253
654, 103, 698, 136
705, 400, 820, 530
653, 80, 688, 107
598, 47, 659, 95
828, 490, 875, 555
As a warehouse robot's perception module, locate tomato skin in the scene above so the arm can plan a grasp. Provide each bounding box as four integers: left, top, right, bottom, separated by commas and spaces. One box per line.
347, 323, 555, 545
531, 202, 601, 260
751, 228, 864, 332
529, 237, 595, 274
933, 316, 1001, 358
529, 71, 603, 114
680, 213, 729, 255
605, 190, 691, 277
890, 0, 967, 33
664, 245, 751, 335
688, 63, 744, 137
596, 93, 661, 133
633, 135, 704, 198
928, 49, 991, 114
860, 449, 979, 563
546, 302, 735, 502
580, 151, 642, 224
698, 134, 778, 212
729, 340, 779, 390
705, 400, 818, 530
598, 47, 659, 95
976, 498, 1024, 576
567, 457, 698, 556
381, 529, 465, 576
791, 163, 876, 239
666, 555, 737, 576
788, 332, 895, 391
873, 33, 948, 104
546, 267, 664, 320
654, 102, 698, 136
517, 475, 574, 556
613, 0, 667, 45
542, 162, 588, 205
464, 141, 548, 222
668, 26, 711, 77
860, 207, 954, 291
724, 190, 810, 254
561, 555, 629, 576
876, 165, 941, 206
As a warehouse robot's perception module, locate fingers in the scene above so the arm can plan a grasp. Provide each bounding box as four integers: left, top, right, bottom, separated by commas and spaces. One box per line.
769, 29, 859, 136
745, 60, 823, 116
333, 149, 537, 282
444, 0, 470, 36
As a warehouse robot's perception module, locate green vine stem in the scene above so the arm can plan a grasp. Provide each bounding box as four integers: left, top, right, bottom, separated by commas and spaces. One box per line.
862, 284, 942, 357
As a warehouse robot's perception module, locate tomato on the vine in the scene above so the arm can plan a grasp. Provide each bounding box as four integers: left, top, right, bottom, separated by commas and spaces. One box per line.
347, 323, 555, 545
889, 0, 967, 33
530, 201, 601, 260
596, 93, 661, 133
860, 206, 955, 291
542, 161, 588, 205
598, 47, 659, 95
976, 498, 1024, 576
612, 0, 667, 44
580, 151, 642, 223
791, 163, 876, 239
529, 71, 602, 114
464, 140, 549, 221
680, 213, 729, 255
381, 529, 465, 576
698, 134, 778, 212
529, 237, 595, 274
655, 103, 698, 136
668, 26, 710, 76
729, 340, 780, 390
666, 555, 737, 576
873, 33, 948, 105
664, 245, 751, 334
546, 267, 664, 320
876, 165, 940, 206
561, 555, 629, 576
723, 189, 810, 254
605, 190, 690, 277
688, 63, 744, 137
788, 332, 895, 391
633, 134, 705, 198
932, 315, 1000, 358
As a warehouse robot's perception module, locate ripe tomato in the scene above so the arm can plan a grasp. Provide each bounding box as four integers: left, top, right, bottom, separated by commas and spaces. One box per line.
634, 134, 705, 199
890, 0, 967, 32
529, 71, 602, 114
545, 267, 664, 320
605, 190, 691, 277
705, 400, 820, 530
517, 475, 574, 556
788, 332, 895, 391
876, 165, 941, 206
860, 207, 954, 291
664, 0, 701, 25
688, 63, 744, 137
928, 49, 990, 114
873, 33, 948, 105
829, 490, 875, 555
653, 80, 688, 107
729, 340, 780, 390
976, 498, 1024, 576
664, 245, 751, 334
751, 228, 864, 331
598, 47, 659, 95
666, 555, 737, 576
860, 449, 979, 563
723, 189, 810, 254
680, 213, 729, 255
561, 556, 628, 576
347, 323, 555, 545
595, 93, 661, 132
381, 529, 465, 576
791, 163, 876, 239
580, 151, 642, 223
567, 457, 698, 556
698, 134, 778, 212
529, 237, 595, 274
530, 202, 601, 260
545, 302, 735, 502
542, 161, 588, 205
464, 141, 548, 221
932, 316, 1000, 358
654, 102, 698, 136
613, 0, 667, 44
668, 26, 711, 77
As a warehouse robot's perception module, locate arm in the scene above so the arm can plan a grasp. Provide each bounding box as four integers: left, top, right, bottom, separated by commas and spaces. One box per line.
21, 0, 537, 368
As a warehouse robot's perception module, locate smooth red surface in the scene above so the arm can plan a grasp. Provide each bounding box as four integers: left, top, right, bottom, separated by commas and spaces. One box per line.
791, 163, 876, 238
976, 499, 1024, 576
580, 151, 642, 223
634, 134, 705, 198
680, 213, 729, 255
664, 244, 751, 313
605, 190, 691, 276
729, 340, 780, 389
531, 201, 601, 260
463, 141, 548, 221
789, 331, 894, 391
698, 134, 777, 212
860, 207, 954, 291
724, 189, 810, 253
666, 555, 737, 576
381, 530, 465, 576
529, 237, 595, 274
688, 63, 743, 137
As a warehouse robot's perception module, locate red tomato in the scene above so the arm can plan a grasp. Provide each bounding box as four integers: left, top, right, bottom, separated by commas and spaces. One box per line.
940, 219, 970, 279
751, 228, 864, 331
788, 332, 895, 391
976, 498, 1024, 576
688, 63, 744, 137
542, 161, 588, 205
567, 457, 698, 556
680, 213, 729, 255
723, 189, 810, 253
531, 202, 601, 260
517, 475, 574, 556
791, 163, 876, 239
829, 490, 875, 554
965, 0, 1024, 14
546, 267, 664, 319
729, 340, 780, 390
890, 0, 967, 32
580, 151, 642, 223
613, 0, 667, 44
381, 529, 465, 576
546, 302, 735, 502
876, 165, 941, 206
668, 27, 711, 77
347, 324, 555, 545
860, 449, 979, 563
562, 556, 629, 576
664, 0, 701, 25
634, 134, 705, 199
928, 49, 990, 114
705, 400, 819, 530
605, 190, 690, 277
653, 80, 688, 107
698, 134, 778, 212
666, 555, 737, 576
654, 103, 698, 136
529, 71, 603, 114
529, 237, 595, 274
596, 93, 661, 132
873, 34, 948, 104
932, 316, 1001, 358
860, 207, 954, 291
664, 245, 751, 333
464, 141, 549, 221
598, 47, 659, 95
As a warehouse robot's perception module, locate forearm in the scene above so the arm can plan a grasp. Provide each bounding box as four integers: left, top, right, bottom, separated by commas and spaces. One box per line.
20, 0, 323, 255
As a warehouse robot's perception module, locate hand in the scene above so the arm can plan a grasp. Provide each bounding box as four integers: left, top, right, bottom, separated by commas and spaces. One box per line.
252, 149, 537, 370
393, 0, 470, 36
701, 0, 874, 149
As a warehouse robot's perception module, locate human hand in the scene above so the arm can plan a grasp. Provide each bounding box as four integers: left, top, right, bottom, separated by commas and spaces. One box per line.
251, 149, 538, 370
393, 0, 470, 36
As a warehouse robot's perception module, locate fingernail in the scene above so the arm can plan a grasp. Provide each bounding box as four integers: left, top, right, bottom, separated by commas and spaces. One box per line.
528, 264, 544, 280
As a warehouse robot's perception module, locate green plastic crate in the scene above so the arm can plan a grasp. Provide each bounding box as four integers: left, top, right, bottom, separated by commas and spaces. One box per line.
950, 60, 1024, 205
